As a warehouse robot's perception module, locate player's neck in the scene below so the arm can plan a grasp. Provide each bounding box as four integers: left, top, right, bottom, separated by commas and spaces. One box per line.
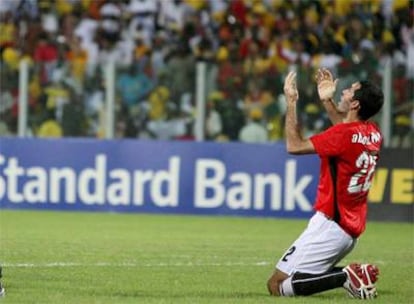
344, 111, 361, 123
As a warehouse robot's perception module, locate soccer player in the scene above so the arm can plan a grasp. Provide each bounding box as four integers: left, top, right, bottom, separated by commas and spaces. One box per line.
267, 68, 384, 299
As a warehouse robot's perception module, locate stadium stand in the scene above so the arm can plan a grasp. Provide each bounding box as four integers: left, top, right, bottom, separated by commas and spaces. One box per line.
0, 0, 412, 146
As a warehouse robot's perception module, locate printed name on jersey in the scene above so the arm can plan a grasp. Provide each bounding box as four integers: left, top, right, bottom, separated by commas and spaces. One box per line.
351, 132, 381, 145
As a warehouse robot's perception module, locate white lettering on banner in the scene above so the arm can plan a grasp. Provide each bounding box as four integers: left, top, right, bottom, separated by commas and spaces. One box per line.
255, 174, 282, 210
25, 167, 47, 203
133, 171, 153, 206
0, 154, 180, 207
3, 158, 24, 203
194, 159, 312, 211
0, 155, 5, 199
227, 173, 251, 209
78, 155, 106, 205
151, 157, 180, 207
284, 160, 313, 211
108, 169, 130, 206
50, 168, 77, 204
194, 159, 226, 208
0, 153, 313, 211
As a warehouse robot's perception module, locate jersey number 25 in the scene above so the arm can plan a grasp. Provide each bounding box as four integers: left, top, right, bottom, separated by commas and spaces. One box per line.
347, 151, 378, 194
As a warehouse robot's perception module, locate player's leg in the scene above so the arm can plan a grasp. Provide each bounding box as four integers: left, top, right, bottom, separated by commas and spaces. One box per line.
268, 267, 349, 296
267, 268, 288, 296
0, 266, 4, 297
279, 267, 347, 296
270, 264, 380, 298
267, 212, 356, 296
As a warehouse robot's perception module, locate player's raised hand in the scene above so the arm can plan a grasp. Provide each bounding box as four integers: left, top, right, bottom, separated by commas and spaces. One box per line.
315, 68, 338, 100
284, 71, 298, 103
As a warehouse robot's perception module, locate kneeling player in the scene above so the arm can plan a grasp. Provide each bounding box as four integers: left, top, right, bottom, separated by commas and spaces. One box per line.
268, 69, 384, 299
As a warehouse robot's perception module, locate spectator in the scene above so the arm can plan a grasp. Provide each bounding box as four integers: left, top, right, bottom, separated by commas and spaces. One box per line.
127, 0, 157, 43
148, 86, 172, 121
205, 91, 223, 140
238, 108, 268, 143
61, 93, 86, 137
164, 44, 195, 107
215, 95, 245, 141
216, 42, 244, 97
243, 79, 273, 114
33, 32, 58, 84
98, 0, 122, 44
116, 65, 154, 109
158, 0, 190, 34
37, 109, 63, 138
0, 12, 16, 48
66, 36, 88, 90
73, 11, 100, 74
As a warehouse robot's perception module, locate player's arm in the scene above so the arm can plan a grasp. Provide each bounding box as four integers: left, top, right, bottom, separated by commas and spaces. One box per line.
283, 71, 315, 155
315, 68, 346, 125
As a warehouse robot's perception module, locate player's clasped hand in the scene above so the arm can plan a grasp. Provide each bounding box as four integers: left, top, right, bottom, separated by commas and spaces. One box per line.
315, 68, 338, 100
284, 71, 299, 103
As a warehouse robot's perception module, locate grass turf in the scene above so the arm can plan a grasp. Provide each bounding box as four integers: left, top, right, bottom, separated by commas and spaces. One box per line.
0, 210, 413, 304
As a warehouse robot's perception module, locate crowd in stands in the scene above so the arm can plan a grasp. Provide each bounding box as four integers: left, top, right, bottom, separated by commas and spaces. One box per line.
0, 0, 413, 147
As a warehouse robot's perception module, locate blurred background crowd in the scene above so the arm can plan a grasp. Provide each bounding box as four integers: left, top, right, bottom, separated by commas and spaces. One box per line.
0, 0, 413, 147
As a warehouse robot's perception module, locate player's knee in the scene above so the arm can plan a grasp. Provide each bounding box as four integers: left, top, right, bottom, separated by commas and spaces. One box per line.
267, 276, 281, 296
267, 269, 289, 296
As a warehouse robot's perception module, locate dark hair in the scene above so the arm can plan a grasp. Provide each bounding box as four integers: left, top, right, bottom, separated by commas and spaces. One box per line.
353, 80, 384, 120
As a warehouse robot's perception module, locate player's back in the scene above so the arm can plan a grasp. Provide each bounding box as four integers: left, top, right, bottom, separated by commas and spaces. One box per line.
335, 121, 382, 236
337, 121, 382, 197
310, 120, 383, 237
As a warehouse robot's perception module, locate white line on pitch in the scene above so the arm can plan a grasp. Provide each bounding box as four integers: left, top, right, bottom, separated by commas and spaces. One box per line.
3, 261, 272, 268
2, 260, 386, 268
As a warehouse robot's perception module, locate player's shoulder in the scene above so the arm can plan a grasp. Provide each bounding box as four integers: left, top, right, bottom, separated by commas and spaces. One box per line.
327, 121, 356, 133
344, 121, 383, 147
335, 121, 381, 133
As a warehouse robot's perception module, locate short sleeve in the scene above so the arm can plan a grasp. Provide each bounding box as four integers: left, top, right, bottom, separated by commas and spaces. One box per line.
310, 124, 347, 157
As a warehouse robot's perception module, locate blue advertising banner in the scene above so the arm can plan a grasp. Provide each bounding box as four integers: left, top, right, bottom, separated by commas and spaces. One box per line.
0, 138, 320, 219
366, 147, 414, 222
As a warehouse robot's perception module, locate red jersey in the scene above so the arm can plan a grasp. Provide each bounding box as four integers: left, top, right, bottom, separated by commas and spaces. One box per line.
310, 121, 382, 238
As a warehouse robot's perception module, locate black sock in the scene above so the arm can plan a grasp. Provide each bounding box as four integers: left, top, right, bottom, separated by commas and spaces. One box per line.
291, 269, 347, 296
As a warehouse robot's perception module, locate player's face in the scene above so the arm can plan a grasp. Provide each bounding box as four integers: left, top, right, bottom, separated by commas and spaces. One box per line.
339, 82, 361, 112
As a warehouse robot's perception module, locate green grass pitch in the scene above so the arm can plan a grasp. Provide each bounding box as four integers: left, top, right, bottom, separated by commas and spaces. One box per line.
0, 210, 413, 304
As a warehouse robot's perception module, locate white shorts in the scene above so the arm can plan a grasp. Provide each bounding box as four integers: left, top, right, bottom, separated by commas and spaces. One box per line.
276, 212, 357, 275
